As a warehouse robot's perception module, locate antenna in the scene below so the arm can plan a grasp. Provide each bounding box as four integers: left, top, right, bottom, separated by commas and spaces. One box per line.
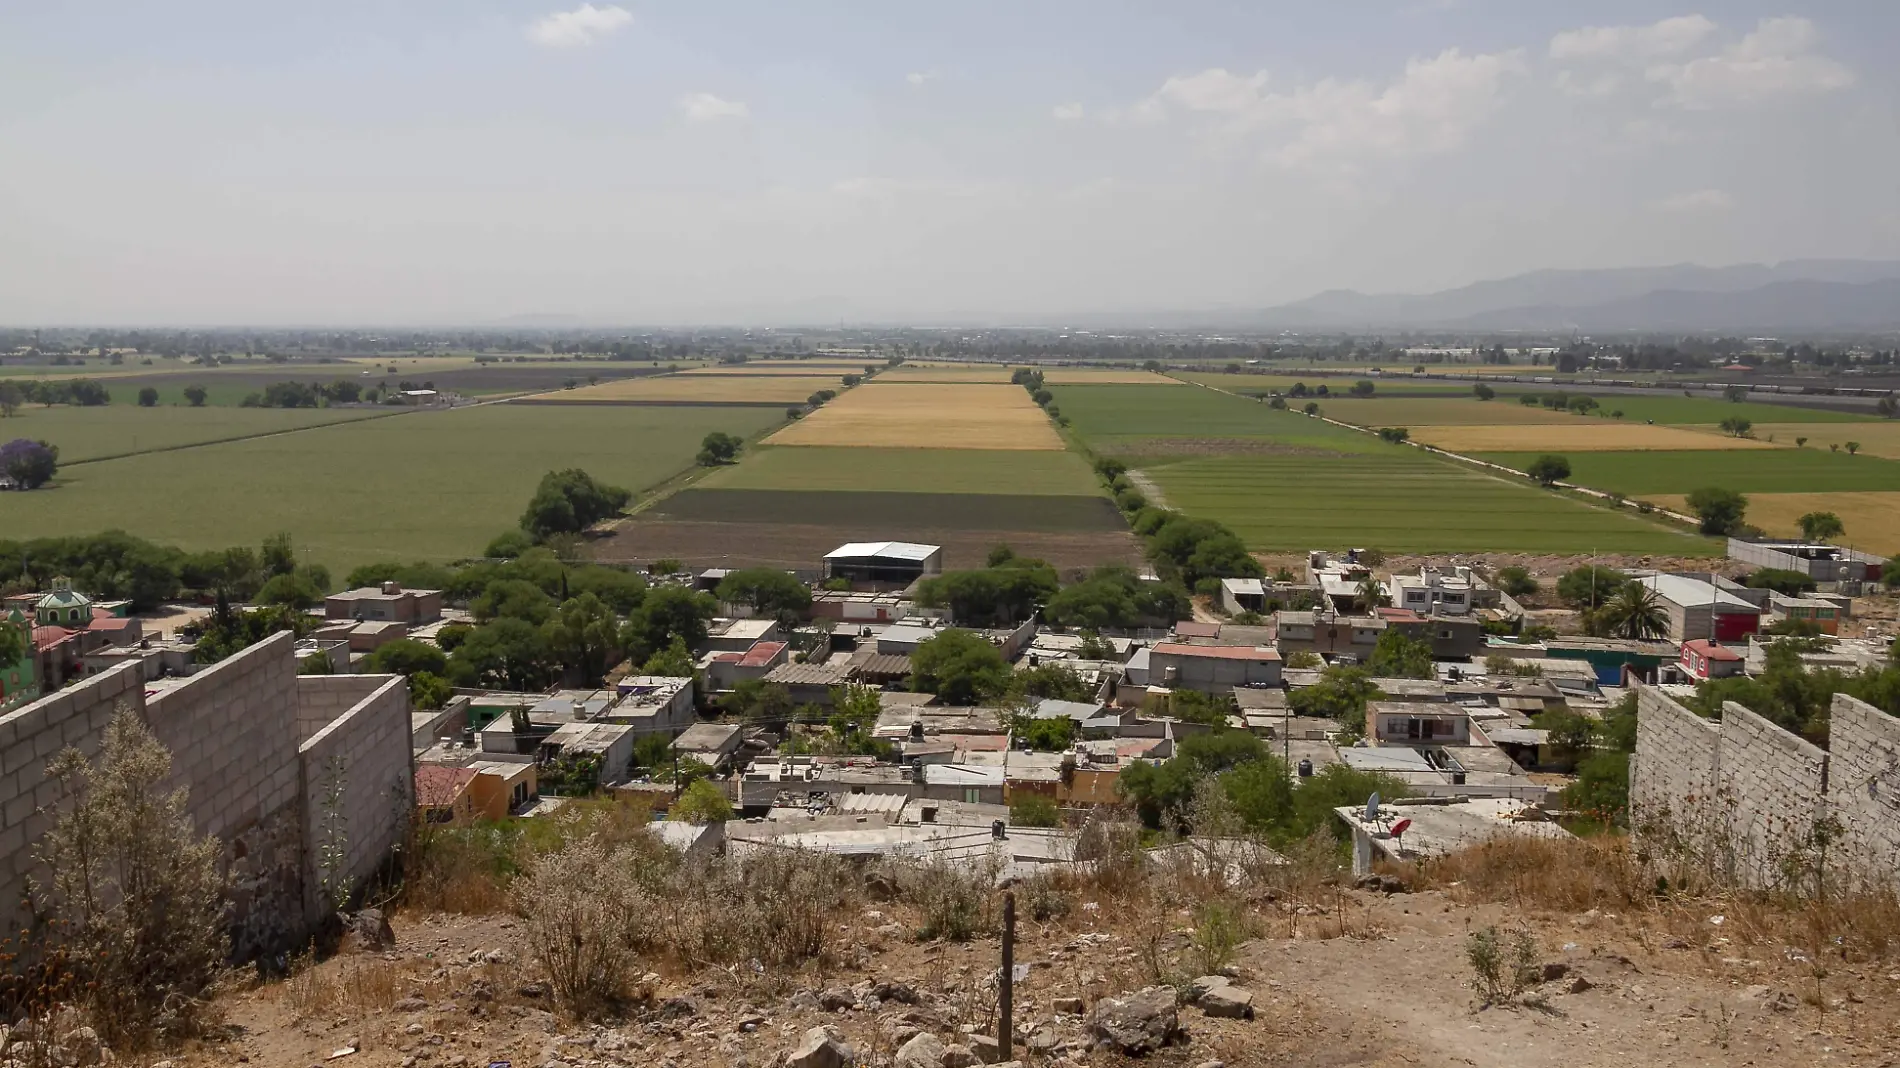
1364, 791, 1381, 823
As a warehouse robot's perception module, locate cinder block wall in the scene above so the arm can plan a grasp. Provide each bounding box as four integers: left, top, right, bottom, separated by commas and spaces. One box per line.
1829, 694, 1900, 882
1633, 685, 1900, 890
297, 674, 399, 743
0, 662, 145, 934
0, 632, 414, 959
298, 676, 413, 917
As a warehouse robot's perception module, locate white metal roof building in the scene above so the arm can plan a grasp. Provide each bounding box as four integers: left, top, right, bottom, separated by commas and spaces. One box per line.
824, 541, 944, 585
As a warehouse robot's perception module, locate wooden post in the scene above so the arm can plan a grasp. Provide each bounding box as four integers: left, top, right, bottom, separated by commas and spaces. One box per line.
1000, 889, 1015, 1061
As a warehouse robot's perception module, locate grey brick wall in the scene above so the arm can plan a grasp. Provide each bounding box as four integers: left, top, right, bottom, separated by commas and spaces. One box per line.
1633, 685, 1900, 890
299, 677, 413, 916
0, 632, 413, 958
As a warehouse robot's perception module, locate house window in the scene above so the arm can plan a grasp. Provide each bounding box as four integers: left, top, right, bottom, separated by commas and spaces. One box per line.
963, 788, 981, 804
1439, 629, 1455, 639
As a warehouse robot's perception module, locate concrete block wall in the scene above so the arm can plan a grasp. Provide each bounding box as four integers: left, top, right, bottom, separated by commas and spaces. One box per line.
1829, 694, 1900, 885
297, 674, 397, 743
1718, 701, 1830, 888
298, 676, 412, 917
1633, 685, 1900, 890
0, 662, 144, 934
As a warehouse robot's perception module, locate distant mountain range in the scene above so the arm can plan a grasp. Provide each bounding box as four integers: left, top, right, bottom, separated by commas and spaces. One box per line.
1255, 260, 1900, 333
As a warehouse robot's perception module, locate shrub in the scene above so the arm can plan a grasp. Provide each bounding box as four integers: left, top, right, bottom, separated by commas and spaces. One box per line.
514, 838, 646, 1019
1190, 899, 1252, 976
34, 708, 229, 1048
1010, 793, 1062, 828
1465, 924, 1540, 1006
667, 779, 732, 823
903, 854, 999, 942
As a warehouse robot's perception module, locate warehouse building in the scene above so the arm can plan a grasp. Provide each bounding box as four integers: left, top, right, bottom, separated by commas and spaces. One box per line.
824, 541, 944, 586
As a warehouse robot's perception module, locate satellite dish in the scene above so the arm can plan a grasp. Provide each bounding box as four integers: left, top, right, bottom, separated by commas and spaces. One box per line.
1364, 792, 1381, 822
1390, 817, 1412, 841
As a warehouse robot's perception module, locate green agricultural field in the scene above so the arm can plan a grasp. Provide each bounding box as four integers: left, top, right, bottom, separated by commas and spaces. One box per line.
1055, 384, 1385, 451
1, 404, 391, 463
1487, 390, 1874, 426
1475, 449, 1900, 496
0, 404, 784, 574
1142, 452, 1711, 555
647, 488, 1127, 532
1317, 397, 1581, 427
696, 445, 1102, 496
1177, 373, 1472, 397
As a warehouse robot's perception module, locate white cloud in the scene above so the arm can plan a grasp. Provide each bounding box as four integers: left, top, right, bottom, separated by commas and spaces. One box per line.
905, 71, 937, 87
1648, 17, 1852, 109
1139, 49, 1526, 171
1653, 188, 1735, 212
1550, 15, 1716, 61
525, 4, 633, 48
679, 93, 749, 122
1555, 70, 1622, 98
1051, 102, 1085, 121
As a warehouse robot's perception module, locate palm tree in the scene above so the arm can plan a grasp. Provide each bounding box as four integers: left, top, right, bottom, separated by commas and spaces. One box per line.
1356, 576, 1387, 613
1601, 581, 1669, 641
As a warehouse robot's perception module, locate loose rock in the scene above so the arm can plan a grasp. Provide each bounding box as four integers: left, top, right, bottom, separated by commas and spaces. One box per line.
1088, 987, 1183, 1055
783, 1026, 853, 1068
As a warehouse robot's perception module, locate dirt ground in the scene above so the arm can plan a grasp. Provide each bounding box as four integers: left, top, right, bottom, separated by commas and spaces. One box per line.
593, 520, 1143, 575
173, 887, 1900, 1068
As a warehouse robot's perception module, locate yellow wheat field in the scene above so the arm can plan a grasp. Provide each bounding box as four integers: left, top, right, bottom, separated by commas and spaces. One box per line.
765, 383, 1064, 450
1411, 423, 1778, 453
1641, 491, 1900, 555
1732, 423, 1900, 459
532, 375, 829, 404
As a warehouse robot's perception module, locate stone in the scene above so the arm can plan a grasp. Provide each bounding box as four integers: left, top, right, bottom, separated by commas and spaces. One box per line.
1087, 987, 1183, 1055
1193, 1061, 1227, 1068
1052, 996, 1084, 1015
968, 1033, 1002, 1063
1186, 976, 1229, 1002
1567, 976, 1595, 995
1540, 962, 1571, 983
347, 908, 397, 949
656, 996, 699, 1020
818, 988, 857, 1012
393, 996, 430, 1013
1025, 1026, 1058, 1053
58, 1026, 102, 1067
783, 1026, 853, 1068
789, 990, 823, 1013
940, 1044, 981, 1068
894, 1033, 946, 1068
1197, 984, 1254, 1020
873, 980, 921, 1004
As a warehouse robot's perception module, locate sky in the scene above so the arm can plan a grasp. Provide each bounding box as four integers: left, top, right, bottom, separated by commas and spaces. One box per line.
2, 1, 1896, 326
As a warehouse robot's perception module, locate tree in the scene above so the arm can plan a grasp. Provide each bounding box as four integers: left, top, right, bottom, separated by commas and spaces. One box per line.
1367, 629, 1433, 679
668, 779, 732, 823
1287, 666, 1379, 732
37, 710, 228, 1046
450, 617, 555, 692
1599, 581, 1669, 641
1, 438, 58, 488
1796, 511, 1844, 542
1847, 441, 1862, 456
365, 637, 449, 676
0, 380, 21, 416
1355, 575, 1387, 612
520, 468, 632, 539
620, 585, 716, 662
1744, 567, 1817, 595
541, 593, 622, 685
472, 578, 555, 624
1685, 487, 1748, 536
1723, 385, 1748, 403
486, 529, 536, 558
1043, 567, 1188, 630
1350, 380, 1375, 397
410, 671, 453, 711
1556, 565, 1628, 609
254, 571, 323, 608
133, 386, 160, 408
1525, 454, 1571, 487
715, 567, 814, 623
1302, 402, 1320, 415
1009, 794, 1061, 828
639, 634, 695, 677
1493, 566, 1538, 598
917, 562, 1058, 626
696, 431, 743, 466
909, 628, 1011, 705
1472, 382, 1495, 401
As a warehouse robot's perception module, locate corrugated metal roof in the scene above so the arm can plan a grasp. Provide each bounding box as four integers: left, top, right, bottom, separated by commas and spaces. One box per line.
825, 541, 942, 562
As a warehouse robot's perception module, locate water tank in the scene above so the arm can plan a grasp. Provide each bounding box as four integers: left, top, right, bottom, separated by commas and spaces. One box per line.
991, 819, 1008, 840
1451, 771, 1467, 785
1297, 758, 1313, 778
909, 721, 925, 741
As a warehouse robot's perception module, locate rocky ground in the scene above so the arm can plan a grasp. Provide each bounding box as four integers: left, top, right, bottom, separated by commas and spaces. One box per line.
140, 883, 1900, 1068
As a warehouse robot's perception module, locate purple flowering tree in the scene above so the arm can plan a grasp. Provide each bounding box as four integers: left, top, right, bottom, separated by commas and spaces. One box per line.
0, 438, 57, 489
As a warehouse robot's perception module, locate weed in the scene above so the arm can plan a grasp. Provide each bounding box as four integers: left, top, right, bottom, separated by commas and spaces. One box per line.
1465, 924, 1539, 1006
1189, 899, 1251, 976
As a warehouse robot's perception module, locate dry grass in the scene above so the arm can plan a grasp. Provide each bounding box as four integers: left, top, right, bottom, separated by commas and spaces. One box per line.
1419, 835, 1900, 965
533, 375, 833, 403
764, 383, 1065, 450
1410, 422, 1777, 452
283, 955, 413, 1019
1641, 490, 1900, 555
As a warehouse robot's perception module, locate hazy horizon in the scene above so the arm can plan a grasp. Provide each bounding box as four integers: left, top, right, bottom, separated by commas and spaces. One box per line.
4, 2, 1897, 326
